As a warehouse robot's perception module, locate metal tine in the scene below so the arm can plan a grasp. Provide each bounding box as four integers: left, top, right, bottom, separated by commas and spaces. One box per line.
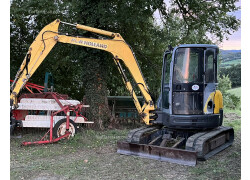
148, 135, 162, 145
172, 138, 185, 148
160, 138, 168, 147
160, 134, 172, 147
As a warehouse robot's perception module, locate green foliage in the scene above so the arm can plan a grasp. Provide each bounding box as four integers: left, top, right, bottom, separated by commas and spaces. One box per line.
218, 75, 240, 109
224, 118, 241, 131
218, 75, 232, 95
227, 87, 241, 97
166, 0, 240, 42
220, 64, 241, 87
223, 92, 240, 109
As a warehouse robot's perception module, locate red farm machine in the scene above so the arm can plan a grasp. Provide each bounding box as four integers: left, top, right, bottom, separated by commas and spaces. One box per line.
10, 76, 93, 145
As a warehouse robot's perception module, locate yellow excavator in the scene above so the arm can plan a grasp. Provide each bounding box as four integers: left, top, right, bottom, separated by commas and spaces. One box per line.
10, 19, 234, 166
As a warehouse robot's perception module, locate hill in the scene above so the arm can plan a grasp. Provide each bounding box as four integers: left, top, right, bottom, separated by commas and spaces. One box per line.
219, 49, 241, 68
220, 49, 241, 62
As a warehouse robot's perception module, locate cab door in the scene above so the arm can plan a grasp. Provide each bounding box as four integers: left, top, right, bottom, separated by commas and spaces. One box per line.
171, 47, 204, 115
203, 48, 217, 114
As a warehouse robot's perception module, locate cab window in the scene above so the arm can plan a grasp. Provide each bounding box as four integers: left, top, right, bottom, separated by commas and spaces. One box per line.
205, 50, 215, 83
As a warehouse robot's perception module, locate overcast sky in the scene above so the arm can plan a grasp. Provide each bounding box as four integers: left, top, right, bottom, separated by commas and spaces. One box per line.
220, 0, 241, 50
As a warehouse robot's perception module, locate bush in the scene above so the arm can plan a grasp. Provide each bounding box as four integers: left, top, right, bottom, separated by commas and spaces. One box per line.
219, 64, 241, 88
218, 75, 231, 94
223, 92, 240, 109
218, 75, 240, 109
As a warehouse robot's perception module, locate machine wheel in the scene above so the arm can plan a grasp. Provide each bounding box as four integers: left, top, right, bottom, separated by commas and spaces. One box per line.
53, 119, 77, 139
10, 116, 16, 135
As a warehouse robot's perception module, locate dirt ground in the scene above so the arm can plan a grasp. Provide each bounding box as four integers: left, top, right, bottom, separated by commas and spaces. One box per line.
10, 113, 241, 180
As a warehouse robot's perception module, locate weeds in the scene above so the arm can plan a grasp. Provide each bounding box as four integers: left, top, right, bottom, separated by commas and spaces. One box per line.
223, 119, 241, 131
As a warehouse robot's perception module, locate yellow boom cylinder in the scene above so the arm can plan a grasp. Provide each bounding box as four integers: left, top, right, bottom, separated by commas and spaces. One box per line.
76, 24, 115, 37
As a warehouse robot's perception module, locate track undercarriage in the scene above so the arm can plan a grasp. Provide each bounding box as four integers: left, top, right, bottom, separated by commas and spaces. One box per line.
117, 125, 234, 166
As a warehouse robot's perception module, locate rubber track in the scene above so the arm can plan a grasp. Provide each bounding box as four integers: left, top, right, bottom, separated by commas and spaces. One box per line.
126, 126, 161, 143
185, 126, 234, 160
126, 126, 148, 142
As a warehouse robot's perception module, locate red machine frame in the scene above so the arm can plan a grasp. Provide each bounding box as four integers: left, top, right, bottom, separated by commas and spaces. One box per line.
21, 92, 89, 145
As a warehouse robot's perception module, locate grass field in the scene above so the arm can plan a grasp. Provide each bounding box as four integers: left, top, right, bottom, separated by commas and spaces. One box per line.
10, 108, 241, 180
228, 87, 241, 97
220, 59, 241, 68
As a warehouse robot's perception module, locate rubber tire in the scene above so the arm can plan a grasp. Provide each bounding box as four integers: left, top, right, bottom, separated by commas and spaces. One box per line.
10, 117, 16, 135
53, 118, 77, 139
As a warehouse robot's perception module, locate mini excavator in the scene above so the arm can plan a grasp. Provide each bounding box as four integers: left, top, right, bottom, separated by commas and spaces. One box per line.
10, 19, 234, 166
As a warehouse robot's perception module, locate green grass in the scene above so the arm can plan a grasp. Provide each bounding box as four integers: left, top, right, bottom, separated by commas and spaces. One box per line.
10, 128, 130, 165
228, 87, 241, 97
224, 107, 241, 116
224, 119, 241, 131
189, 106, 241, 179
190, 159, 228, 179
190, 121, 240, 178
223, 107, 241, 131
225, 87, 241, 115
10, 128, 132, 180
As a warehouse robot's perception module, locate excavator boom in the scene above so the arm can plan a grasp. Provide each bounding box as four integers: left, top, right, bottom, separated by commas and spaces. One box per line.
10, 19, 155, 125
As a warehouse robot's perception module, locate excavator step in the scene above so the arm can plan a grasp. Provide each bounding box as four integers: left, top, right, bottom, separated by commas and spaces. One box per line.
117, 141, 197, 166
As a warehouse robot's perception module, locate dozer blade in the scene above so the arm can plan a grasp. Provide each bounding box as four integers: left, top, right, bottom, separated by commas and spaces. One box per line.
117, 141, 197, 166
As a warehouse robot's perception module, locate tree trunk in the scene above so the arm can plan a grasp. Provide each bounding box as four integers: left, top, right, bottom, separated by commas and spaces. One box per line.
83, 52, 111, 129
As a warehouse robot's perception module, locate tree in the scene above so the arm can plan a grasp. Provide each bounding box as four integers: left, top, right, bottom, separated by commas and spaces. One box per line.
159, 0, 240, 43
10, 0, 85, 99
218, 75, 232, 95
218, 75, 240, 109
10, 0, 240, 128
64, 0, 169, 128
220, 64, 241, 88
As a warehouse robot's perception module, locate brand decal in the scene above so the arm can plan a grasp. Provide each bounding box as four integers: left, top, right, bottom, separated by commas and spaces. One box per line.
71, 38, 108, 49
192, 84, 199, 91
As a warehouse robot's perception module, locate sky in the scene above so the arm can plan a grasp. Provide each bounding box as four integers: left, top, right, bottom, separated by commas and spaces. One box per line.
154, 0, 241, 50
220, 0, 241, 50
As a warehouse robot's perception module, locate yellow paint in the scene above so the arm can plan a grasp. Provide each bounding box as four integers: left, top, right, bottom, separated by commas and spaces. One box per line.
203, 90, 223, 114
76, 24, 115, 38
10, 19, 60, 107
214, 90, 223, 114
10, 19, 154, 125
203, 92, 215, 113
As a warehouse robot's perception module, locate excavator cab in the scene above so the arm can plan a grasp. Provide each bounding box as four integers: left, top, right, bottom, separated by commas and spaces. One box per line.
156, 44, 222, 130
119, 44, 233, 165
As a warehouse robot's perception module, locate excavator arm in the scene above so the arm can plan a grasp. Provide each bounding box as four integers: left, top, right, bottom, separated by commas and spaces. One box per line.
10, 19, 155, 125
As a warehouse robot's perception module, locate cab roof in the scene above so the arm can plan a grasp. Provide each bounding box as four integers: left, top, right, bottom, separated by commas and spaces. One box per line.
178, 44, 219, 50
